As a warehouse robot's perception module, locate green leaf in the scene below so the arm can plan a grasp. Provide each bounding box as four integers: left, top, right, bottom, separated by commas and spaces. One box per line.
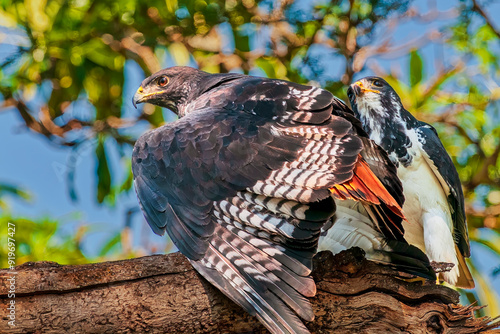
409, 49, 423, 88
99, 231, 122, 257
255, 57, 276, 78
95, 137, 112, 203
119, 161, 134, 193
0, 183, 31, 201
303, 21, 320, 39
234, 26, 250, 52
0, 216, 89, 267
169, 42, 190, 66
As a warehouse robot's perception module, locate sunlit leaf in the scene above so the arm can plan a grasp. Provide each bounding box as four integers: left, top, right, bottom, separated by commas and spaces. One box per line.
99, 231, 122, 257
409, 49, 423, 88
169, 42, 190, 66
95, 136, 112, 203
0, 183, 31, 201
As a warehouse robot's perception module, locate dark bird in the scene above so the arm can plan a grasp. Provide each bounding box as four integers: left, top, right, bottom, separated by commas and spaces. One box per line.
347, 76, 474, 288
131, 67, 434, 334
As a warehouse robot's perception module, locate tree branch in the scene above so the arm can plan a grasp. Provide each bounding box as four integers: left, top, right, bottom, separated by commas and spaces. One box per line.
472, 0, 500, 39
1, 249, 498, 333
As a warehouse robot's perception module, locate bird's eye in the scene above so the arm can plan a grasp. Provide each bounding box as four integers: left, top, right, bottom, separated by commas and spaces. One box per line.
372, 80, 382, 87
158, 76, 169, 87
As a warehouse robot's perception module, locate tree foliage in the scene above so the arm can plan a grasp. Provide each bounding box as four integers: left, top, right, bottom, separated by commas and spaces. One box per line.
1, 0, 499, 316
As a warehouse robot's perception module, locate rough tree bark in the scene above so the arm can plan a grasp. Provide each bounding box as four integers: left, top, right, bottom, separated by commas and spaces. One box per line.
0, 248, 498, 333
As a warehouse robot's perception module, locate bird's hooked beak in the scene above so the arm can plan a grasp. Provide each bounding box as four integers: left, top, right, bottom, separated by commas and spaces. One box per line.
351, 80, 380, 96
133, 86, 164, 108
132, 86, 145, 109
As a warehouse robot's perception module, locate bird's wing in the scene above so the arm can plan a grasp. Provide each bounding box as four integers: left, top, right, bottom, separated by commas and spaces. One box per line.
357, 136, 404, 207
133, 78, 391, 334
417, 123, 470, 257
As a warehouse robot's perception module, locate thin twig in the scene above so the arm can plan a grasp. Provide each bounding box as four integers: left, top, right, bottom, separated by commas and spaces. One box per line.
472, 0, 500, 39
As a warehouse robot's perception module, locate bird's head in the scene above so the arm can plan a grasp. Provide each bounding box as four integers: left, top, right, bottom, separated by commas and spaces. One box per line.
132, 66, 207, 114
347, 76, 403, 121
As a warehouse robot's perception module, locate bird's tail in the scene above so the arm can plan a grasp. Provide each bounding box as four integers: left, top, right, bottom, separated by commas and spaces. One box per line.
454, 245, 475, 289
319, 200, 436, 280
379, 239, 436, 280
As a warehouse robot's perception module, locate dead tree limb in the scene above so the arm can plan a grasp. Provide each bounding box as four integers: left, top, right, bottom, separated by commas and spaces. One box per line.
0, 249, 498, 333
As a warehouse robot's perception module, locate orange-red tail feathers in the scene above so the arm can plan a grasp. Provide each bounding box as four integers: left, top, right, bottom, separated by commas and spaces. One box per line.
330, 155, 406, 240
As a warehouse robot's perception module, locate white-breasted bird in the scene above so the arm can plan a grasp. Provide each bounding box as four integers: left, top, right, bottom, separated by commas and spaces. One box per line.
346, 76, 474, 288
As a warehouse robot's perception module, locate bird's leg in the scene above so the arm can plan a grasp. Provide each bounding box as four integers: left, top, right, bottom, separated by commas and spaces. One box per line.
431, 261, 455, 285
423, 212, 459, 286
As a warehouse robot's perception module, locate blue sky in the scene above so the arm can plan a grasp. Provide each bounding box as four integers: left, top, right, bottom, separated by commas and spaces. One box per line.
1, 0, 499, 300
